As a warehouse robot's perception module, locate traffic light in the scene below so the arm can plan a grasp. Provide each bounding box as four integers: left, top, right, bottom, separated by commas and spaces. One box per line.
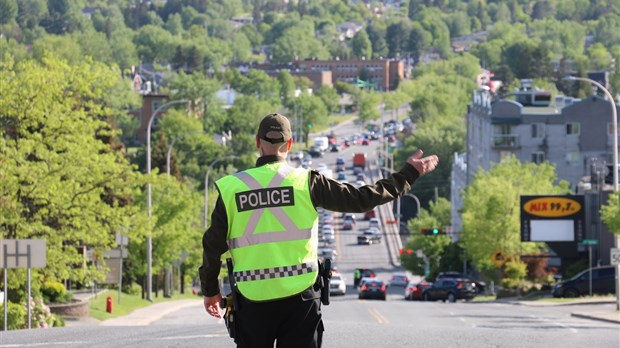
421, 228, 443, 236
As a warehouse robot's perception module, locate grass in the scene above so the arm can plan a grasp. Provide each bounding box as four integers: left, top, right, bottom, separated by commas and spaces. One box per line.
88, 289, 200, 321
528, 294, 615, 303
472, 295, 497, 302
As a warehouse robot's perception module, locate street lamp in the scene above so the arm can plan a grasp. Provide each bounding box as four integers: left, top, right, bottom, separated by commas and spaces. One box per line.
204, 156, 238, 228
146, 98, 189, 301
564, 75, 619, 310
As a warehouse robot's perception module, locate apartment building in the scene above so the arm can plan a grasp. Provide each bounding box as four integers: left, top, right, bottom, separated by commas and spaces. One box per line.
464, 89, 618, 189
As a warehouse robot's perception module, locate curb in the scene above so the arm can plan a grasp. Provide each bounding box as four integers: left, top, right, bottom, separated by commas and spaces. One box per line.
571, 312, 620, 324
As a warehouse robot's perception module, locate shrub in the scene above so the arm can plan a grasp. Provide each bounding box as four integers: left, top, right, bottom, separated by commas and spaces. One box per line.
123, 283, 141, 296
0, 301, 26, 330
41, 281, 68, 303
501, 259, 527, 289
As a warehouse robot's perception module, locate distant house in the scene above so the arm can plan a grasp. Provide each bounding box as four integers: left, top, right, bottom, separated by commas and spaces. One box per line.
81, 7, 99, 19
335, 22, 364, 41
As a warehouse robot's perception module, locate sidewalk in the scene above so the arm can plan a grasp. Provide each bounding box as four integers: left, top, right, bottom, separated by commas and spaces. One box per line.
504, 296, 620, 324
65, 290, 202, 327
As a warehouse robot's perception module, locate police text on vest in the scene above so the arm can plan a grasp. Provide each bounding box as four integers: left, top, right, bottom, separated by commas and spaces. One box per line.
235, 187, 295, 212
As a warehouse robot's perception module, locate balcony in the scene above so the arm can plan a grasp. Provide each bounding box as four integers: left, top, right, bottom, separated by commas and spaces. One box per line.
492, 135, 520, 148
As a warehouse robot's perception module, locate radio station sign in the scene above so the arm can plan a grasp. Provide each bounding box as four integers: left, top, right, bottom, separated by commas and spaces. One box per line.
520, 195, 585, 242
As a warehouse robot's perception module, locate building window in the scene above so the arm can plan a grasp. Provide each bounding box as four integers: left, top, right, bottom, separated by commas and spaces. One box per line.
531, 123, 545, 138
566, 122, 580, 135
531, 152, 545, 164
566, 152, 579, 165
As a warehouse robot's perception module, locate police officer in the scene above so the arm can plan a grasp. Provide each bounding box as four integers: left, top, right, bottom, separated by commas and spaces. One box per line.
201, 113, 438, 347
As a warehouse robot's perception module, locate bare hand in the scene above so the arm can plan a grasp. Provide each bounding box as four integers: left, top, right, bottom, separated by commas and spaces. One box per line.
406, 149, 439, 176
204, 294, 223, 318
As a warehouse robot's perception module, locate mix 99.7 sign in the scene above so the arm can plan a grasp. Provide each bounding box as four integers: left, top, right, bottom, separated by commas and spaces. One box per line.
520, 195, 585, 242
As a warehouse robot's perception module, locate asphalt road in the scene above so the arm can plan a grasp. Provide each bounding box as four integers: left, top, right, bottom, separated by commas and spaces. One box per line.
2, 117, 617, 347
2, 295, 618, 348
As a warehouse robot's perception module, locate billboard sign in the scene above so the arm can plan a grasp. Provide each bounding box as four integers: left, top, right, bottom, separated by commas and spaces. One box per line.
520, 195, 585, 242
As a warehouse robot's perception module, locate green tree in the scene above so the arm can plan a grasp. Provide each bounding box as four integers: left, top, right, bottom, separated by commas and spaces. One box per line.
401, 198, 452, 278
130, 173, 203, 284
165, 71, 221, 120
366, 22, 388, 59
460, 157, 570, 276
278, 70, 297, 105
314, 86, 340, 114
407, 22, 432, 63
351, 29, 372, 59
0, 0, 18, 25
601, 191, 620, 237
16, 0, 48, 30
357, 90, 381, 124
295, 93, 328, 147
0, 55, 146, 290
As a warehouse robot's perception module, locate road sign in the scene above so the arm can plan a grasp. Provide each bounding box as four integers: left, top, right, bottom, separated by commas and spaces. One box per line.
582, 239, 599, 245
491, 249, 508, 268
1, 239, 46, 268
611, 248, 620, 265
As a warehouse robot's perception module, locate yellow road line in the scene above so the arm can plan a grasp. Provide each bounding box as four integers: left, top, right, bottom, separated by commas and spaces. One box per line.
367, 307, 389, 324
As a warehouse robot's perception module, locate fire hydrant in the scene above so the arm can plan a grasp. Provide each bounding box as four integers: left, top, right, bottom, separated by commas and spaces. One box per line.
106, 296, 113, 313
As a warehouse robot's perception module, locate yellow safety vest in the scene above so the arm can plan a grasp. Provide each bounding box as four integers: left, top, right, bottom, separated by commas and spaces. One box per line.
216, 162, 319, 301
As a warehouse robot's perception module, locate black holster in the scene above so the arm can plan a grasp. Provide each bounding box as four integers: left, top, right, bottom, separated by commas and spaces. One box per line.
318, 258, 332, 305
221, 258, 239, 340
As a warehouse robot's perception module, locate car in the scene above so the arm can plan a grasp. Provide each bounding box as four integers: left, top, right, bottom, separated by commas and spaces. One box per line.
405, 281, 433, 301
316, 163, 328, 171
319, 247, 338, 260
368, 218, 381, 229
354, 268, 376, 287
436, 272, 486, 294
357, 228, 381, 245
291, 151, 304, 161
307, 147, 323, 158
336, 171, 346, 181
341, 220, 354, 230
355, 174, 366, 181
388, 274, 409, 287
422, 278, 476, 302
341, 212, 356, 222
321, 225, 335, 235
336, 164, 346, 172
552, 265, 616, 298
363, 209, 376, 220
330, 144, 339, 152
336, 156, 345, 165
361, 139, 370, 145
329, 273, 346, 295
358, 278, 387, 300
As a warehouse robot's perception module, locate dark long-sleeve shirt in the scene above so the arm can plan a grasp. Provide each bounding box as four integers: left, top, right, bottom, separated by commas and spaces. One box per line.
199, 154, 421, 297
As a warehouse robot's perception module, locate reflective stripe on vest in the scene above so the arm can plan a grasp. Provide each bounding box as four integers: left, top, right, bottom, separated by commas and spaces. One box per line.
227, 166, 313, 250
233, 262, 316, 283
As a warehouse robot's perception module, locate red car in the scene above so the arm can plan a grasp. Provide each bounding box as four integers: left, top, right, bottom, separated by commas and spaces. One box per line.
405, 281, 432, 301
363, 209, 376, 220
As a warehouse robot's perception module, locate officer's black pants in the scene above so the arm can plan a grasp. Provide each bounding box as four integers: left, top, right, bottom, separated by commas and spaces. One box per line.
235, 289, 324, 348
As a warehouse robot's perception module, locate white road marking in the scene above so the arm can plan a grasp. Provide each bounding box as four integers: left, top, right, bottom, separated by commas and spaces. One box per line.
160, 334, 229, 340
0, 342, 89, 347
